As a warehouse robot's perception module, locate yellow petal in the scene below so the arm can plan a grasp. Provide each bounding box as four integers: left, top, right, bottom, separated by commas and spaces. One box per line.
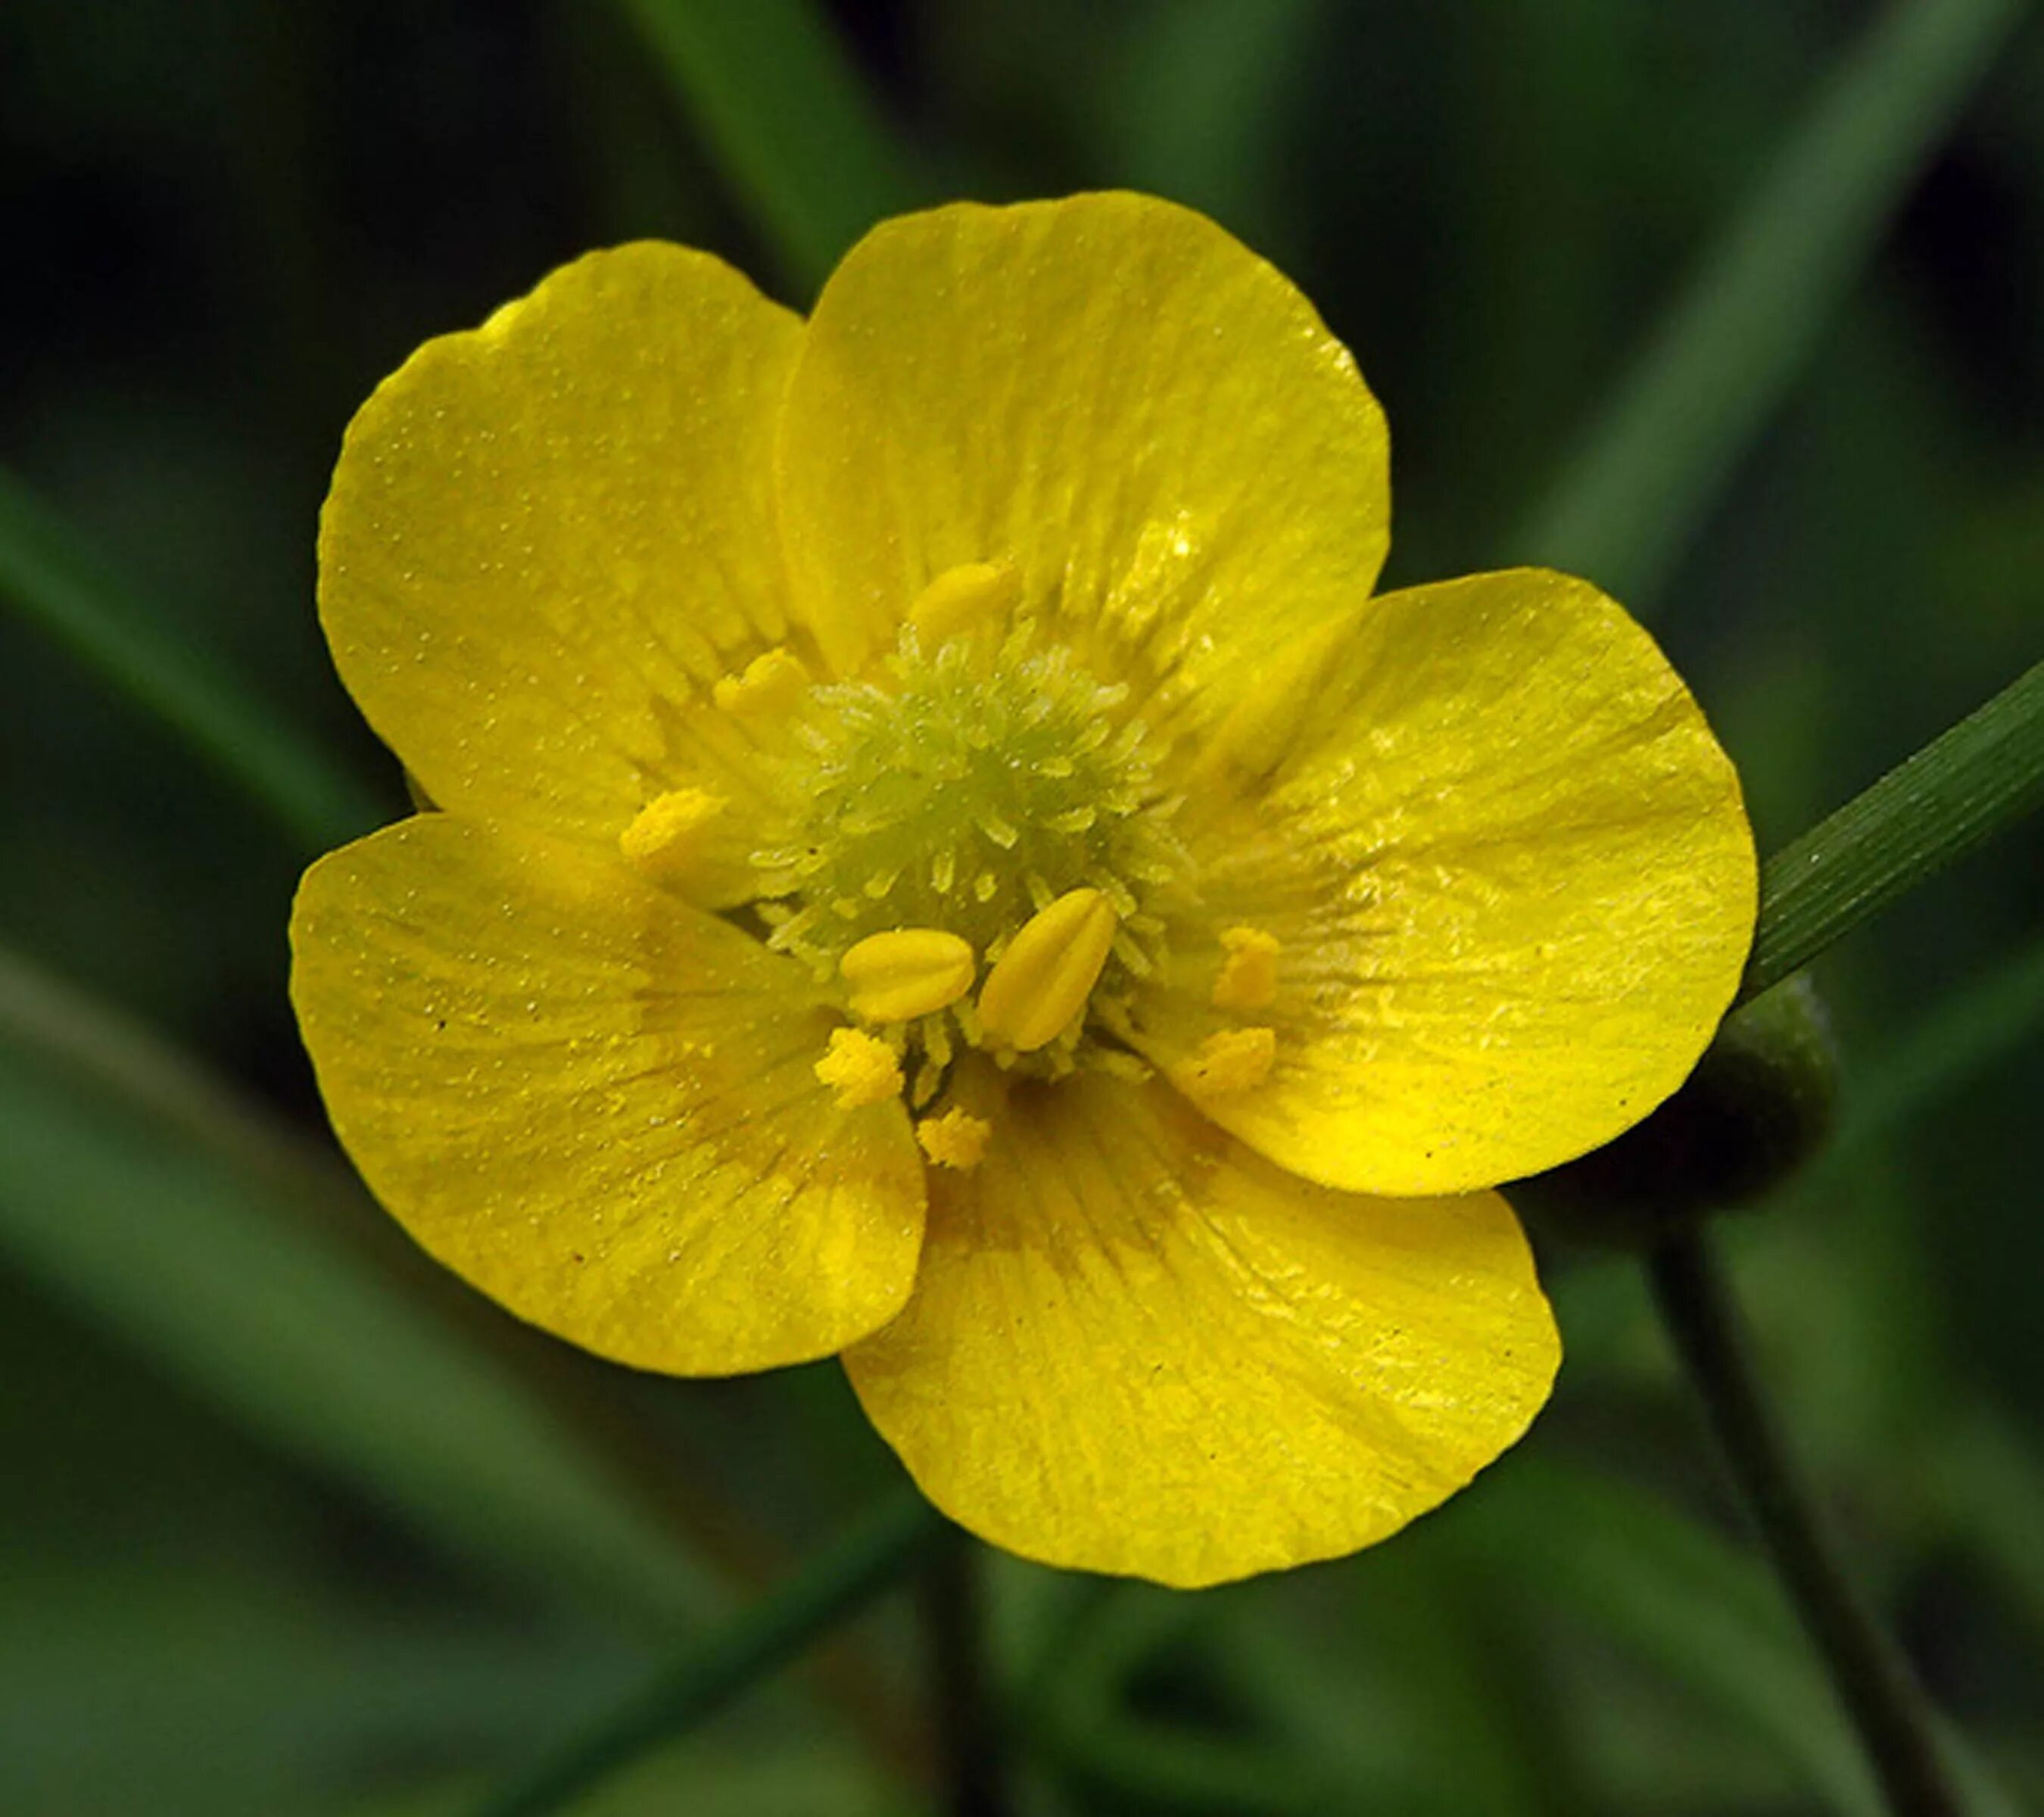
1128, 568, 1757, 1195
320, 243, 804, 849
845, 1067, 1556, 1587
290, 816, 925, 1374
776, 194, 1390, 714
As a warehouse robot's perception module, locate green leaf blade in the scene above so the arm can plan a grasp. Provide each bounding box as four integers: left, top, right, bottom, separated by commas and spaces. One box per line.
0, 946, 719, 1633
472, 1489, 943, 1817
617, 0, 930, 296
1518, 0, 2030, 606
0, 468, 384, 851
1743, 656, 2044, 1001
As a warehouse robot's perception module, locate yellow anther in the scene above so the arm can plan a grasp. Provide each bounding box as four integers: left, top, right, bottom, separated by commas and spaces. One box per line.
814, 1027, 903, 1109
713, 646, 812, 717
977, 887, 1118, 1053
840, 927, 977, 1024
916, 1108, 992, 1170
908, 562, 1020, 643
1173, 1027, 1277, 1099
619, 787, 727, 868
1211, 925, 1282, 1011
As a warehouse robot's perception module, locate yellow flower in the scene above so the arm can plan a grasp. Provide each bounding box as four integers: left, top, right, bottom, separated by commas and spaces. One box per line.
291, 194, 1755, 1588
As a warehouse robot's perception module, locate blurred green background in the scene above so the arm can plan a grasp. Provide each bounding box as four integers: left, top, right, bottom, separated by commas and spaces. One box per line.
2, 2, 2040, 1812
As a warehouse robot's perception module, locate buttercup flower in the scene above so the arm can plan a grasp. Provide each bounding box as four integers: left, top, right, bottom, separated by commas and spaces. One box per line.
291, 194, 1755, 1587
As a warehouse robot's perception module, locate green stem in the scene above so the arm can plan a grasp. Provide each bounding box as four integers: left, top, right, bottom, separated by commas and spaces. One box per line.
473, 1488, 946, 1817
1740, 657, 2044, 1003
1648, 1232, 1966, 1817
919, 1533, 1013, 1817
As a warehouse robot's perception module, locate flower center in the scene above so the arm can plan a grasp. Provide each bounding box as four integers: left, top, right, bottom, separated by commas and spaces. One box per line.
753, 569, 1190, 1099
618, 563, 1292, 1161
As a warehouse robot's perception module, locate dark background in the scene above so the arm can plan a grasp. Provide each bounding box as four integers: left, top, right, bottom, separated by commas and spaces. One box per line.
2, 2, 2039, 1812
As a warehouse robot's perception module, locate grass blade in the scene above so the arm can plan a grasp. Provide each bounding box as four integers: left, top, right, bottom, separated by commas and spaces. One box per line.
616, 0, 929, 295
0, 944, 718, 1631
1742, 657, 2044, 1001
1516, 0, 2030, 605
0, 467, 383, 849
1468, 1462, 1884, 1816
1828, 929, 2044, 1158
472, 1488, 944, 1817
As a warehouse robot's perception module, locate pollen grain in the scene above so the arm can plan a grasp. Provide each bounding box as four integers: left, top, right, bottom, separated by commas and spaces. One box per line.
618, 787, 727, 869
916, 1107, 992, 1170
1173, 1026, 1277, 1099
815, 1027, 904, 1109
1212, 925, 1282, 1011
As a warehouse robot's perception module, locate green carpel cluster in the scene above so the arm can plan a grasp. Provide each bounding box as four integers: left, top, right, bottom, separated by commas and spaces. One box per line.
754, 627, 1186, 979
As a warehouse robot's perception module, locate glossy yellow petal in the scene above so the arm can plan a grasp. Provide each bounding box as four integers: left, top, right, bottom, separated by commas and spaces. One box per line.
845, 1067, 1556, 1587
776, 194, 1390, 715
320, 243, 805, 849
1129, 568, 1757, 1195
290, 816, 925, 1374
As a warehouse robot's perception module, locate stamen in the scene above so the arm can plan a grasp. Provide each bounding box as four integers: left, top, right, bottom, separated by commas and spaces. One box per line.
713, 647, 812, 718
1173, 1027, 1277, 1099
1211, 925, 1282, 1011
839, 927, 977, 1024
977, 887, 1118, 1053
977, 810, 1020, 849
1084, 1048, 1154, 1083
765, 905, 819, 952
908, 562, 1019, 644
749, 608, 1193, 1085
1111, 930, 1154, 977
618, 787, 726, 870
814, 1027, 903, 1109
916, 1107, 992, 1170
1100, 877, 1139, 917
910, 1058, 946, 1109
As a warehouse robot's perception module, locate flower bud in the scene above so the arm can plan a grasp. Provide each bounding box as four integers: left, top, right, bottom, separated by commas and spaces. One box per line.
1518, 974, 1838, 1248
